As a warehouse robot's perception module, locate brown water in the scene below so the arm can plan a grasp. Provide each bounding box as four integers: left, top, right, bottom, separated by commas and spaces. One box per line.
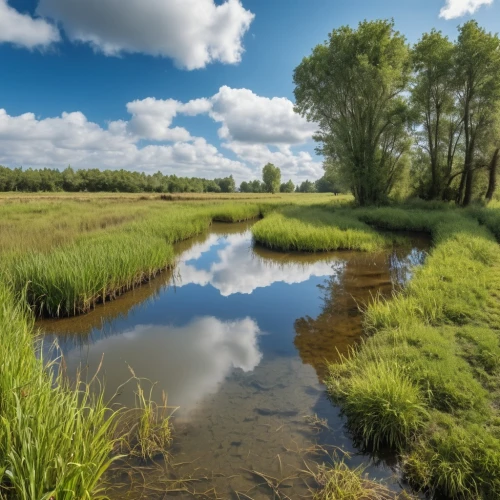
39, 222, 428, 499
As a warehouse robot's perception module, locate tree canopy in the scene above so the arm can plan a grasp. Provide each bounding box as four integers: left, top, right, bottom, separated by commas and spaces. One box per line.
294, 19, 411, 205
295, 19, 500, 205
262, 163, 282, 194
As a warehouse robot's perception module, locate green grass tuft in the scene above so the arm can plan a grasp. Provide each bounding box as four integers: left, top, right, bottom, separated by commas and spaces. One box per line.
252, 206, 387, 252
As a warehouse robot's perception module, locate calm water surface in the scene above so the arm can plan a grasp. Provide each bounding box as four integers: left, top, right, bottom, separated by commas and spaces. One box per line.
40, 222, 428, 499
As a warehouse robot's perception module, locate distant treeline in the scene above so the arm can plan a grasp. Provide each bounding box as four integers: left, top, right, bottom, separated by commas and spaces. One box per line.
0, 165, 337, 194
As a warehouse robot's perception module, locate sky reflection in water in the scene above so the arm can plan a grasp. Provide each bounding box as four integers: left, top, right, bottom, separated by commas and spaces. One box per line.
39, 222, 428, 498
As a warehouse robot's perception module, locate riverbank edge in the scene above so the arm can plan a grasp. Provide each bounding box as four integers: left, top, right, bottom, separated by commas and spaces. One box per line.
6, 202, 270, 318
325, 207, 500, 499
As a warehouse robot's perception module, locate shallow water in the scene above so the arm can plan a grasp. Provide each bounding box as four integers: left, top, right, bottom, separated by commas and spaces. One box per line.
39, 222, 428, 498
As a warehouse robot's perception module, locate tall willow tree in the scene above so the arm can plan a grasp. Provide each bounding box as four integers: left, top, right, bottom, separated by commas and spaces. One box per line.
293, 20, 411, 205
455, 21, 500, 206
411, 30, 463, 200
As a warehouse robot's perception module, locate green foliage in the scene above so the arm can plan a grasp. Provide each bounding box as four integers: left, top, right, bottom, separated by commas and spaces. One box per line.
262, 163, 281, 194
0, 284, 122, 499
0, 165, 240, 194
294, 19, 411, 205
455, 21, 500, 206
280, 179, 295, 193
297, 179, 317, 193
326, 206, 500, 498
252, 207, 387, 252
411, 30, 461, 201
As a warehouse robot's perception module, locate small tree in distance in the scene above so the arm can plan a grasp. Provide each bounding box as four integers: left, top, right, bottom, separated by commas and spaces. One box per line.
262, 163, 281, 193
280, 179, 295, 193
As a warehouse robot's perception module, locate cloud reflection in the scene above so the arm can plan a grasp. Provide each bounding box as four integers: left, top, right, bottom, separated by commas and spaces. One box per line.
176, 232, 341, 296
66, 316, 262, 414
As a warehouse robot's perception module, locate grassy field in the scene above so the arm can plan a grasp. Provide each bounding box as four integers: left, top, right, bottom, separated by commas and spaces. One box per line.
1, 191, 500, 499
1, 193, 345, 317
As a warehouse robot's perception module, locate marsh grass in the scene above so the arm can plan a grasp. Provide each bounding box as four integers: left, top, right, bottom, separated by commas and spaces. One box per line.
328, 360, 428, 451
252, 207, 388, 252
4, 202, 272, 317
311, 460, 411, 500
3, 194, 500, 498
121, 371, 175, 463
326, 207, 500, 498
0, 284, 123, 499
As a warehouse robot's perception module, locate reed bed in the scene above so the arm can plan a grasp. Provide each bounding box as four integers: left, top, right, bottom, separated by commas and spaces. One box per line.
4, 202, 268, 317
252, 207, 387, 252
327, 210, 500, 499
9, 232, 174, 317
0, 283, 122, 499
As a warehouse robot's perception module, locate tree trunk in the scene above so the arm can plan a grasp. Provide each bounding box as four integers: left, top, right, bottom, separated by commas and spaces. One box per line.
456, 169, 466, 204
463, 168, 474, 206
485, 148, 499, 203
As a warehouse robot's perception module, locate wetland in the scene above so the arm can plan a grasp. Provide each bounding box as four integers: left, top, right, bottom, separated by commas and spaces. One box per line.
39, 221, 428, 498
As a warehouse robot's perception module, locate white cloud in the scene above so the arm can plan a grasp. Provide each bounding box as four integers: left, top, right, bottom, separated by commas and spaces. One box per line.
0, 108, 251, 179
37, 0, 254, 70
126, 98, 192, 142
177, 232, 342, 296
126, 97, 212, 142
0, 0, 59, 48
0, 86, 322, 183
210, 86, 316, 145
223, 142, 323, 181
64, 317, 262, 412
439, 0, 493, 19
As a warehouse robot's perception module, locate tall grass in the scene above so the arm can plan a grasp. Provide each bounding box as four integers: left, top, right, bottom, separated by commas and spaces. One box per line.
0, 283, 122, 499
327, 209, 500, 499
5, 202, 269, 317
10, 233, 174, 317
252, 207, 388, 252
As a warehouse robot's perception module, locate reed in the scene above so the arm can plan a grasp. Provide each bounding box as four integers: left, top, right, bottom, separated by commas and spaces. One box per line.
4, 202, 269, 317
0, 283, 123, 499
312, 460, 413, 500
252, 207, 388, 252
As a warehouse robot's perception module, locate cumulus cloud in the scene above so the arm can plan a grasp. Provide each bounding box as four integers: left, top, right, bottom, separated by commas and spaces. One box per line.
223, 142, 323, 181
440, 0, 493, 19
0, 108, 250, 179
126, 98, 192, 142
64, 317, 262, 412
37, 0, 254, 69
0, 86, 322, 183
0, 0, 59, 48
177, 232, 342, 296
126, 97, 212, 142
210, 86, 316, 145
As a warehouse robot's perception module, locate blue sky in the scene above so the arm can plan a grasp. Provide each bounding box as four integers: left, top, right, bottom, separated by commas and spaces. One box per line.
0, 0, 499, 184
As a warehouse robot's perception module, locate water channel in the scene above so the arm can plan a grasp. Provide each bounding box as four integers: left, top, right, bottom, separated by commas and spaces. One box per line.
39, 221, 428, 499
